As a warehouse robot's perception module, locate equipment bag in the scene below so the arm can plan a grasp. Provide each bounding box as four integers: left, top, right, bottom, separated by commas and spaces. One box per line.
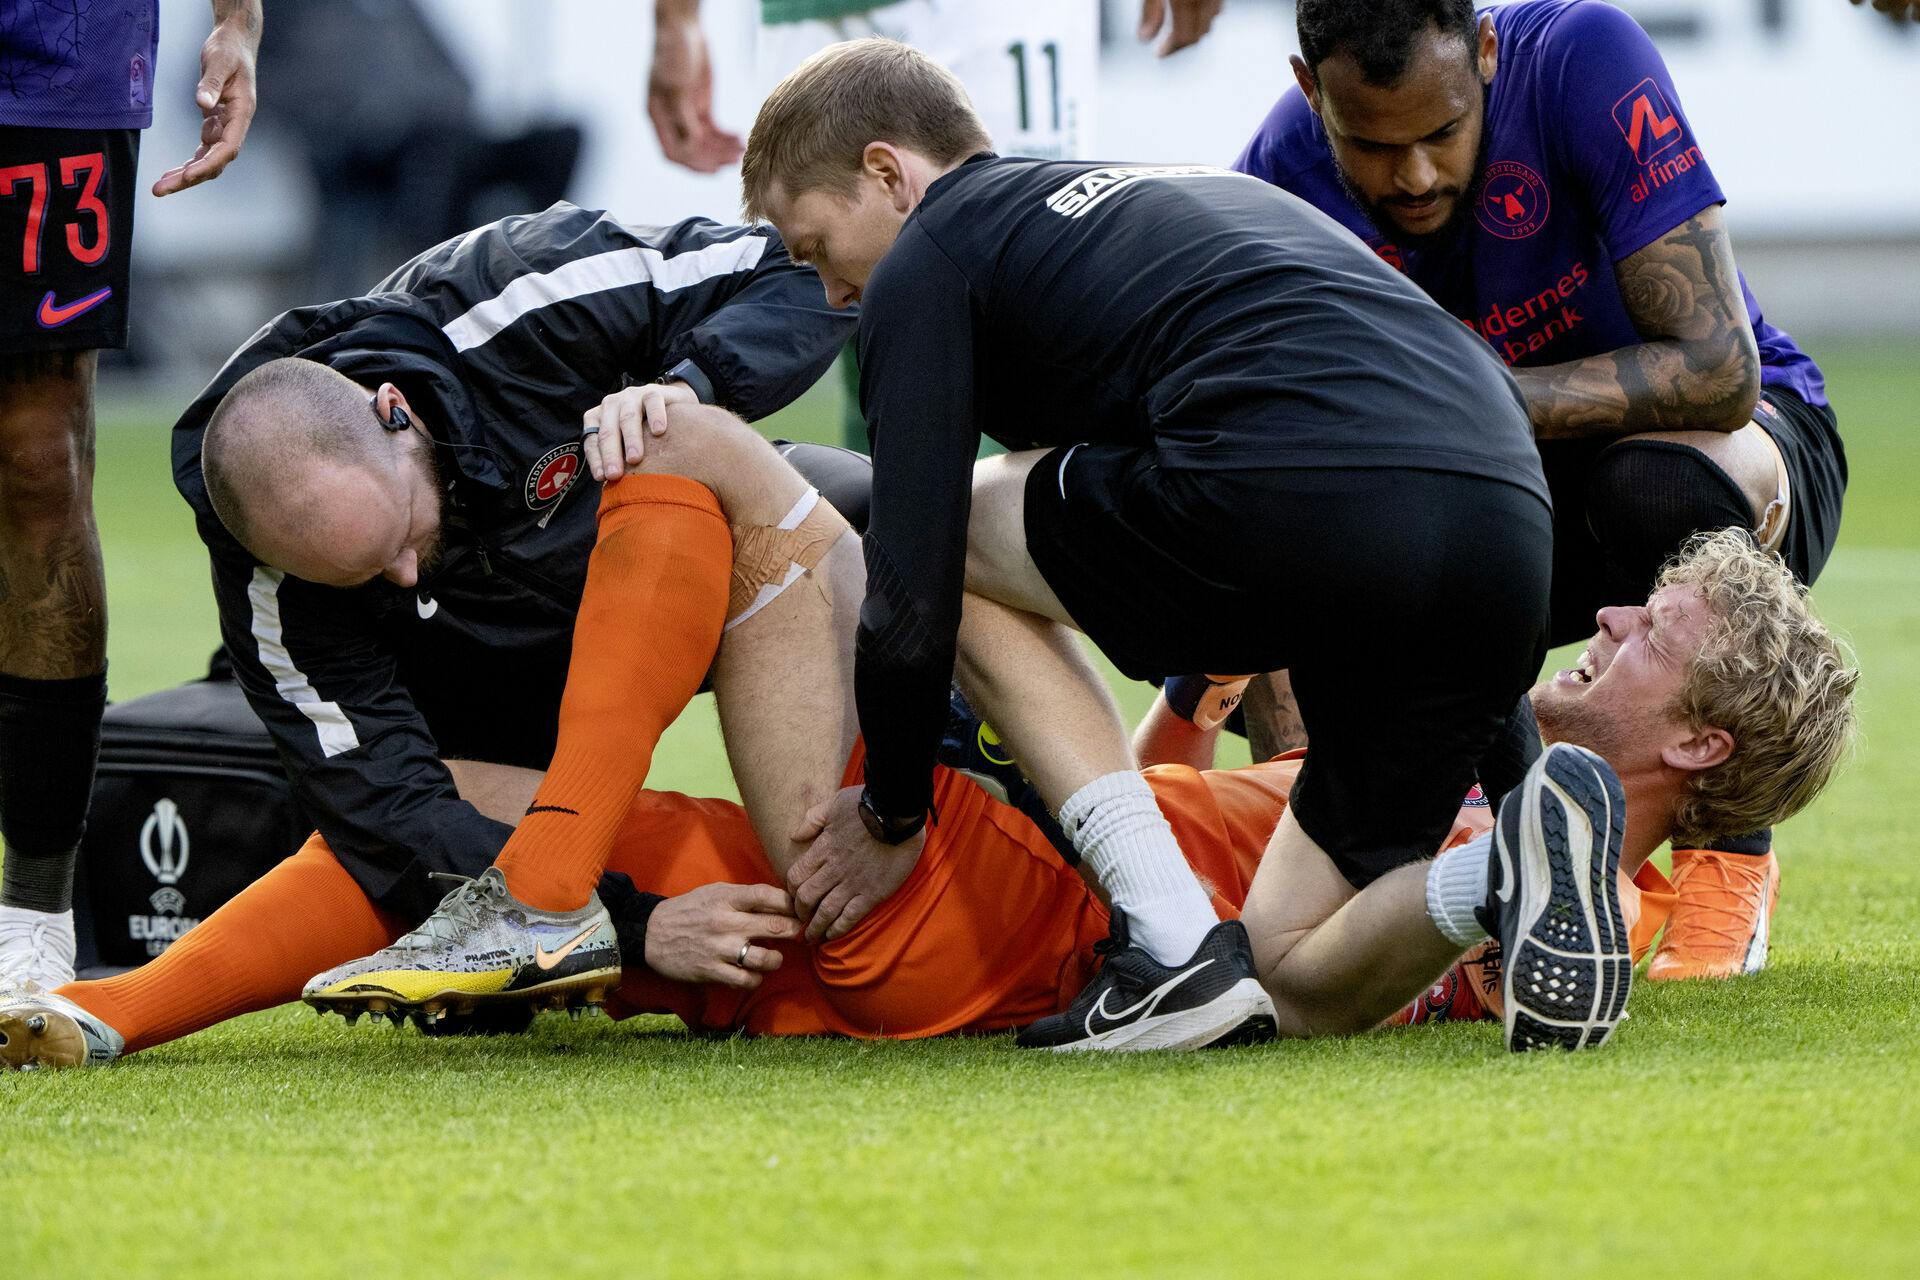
74, 654, 309, 972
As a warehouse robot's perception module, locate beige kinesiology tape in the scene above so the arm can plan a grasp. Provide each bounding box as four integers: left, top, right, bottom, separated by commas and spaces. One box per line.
725, 488, 849, 631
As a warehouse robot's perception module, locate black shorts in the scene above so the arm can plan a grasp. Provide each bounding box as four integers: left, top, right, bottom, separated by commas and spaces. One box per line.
774, 439, 873, 533
1025, 446, 1552, 887
0, 126, 139, 355
1541, 385, 1846, 646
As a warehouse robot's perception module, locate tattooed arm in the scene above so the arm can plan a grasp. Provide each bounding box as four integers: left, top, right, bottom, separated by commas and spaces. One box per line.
1512, 205, 1761, 441
1244, 670, 1308, 761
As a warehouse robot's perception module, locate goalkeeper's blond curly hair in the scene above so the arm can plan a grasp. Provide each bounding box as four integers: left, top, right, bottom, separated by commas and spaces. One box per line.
1661, 529, 1859, 842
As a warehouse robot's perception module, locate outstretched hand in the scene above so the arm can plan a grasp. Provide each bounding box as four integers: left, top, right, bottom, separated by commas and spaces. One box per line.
153, 6, 261, 196
787, 786, 924, 943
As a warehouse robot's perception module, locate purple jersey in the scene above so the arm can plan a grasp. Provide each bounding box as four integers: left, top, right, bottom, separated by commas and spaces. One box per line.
1234, 0, 1825, 407
0, 0, 158, 129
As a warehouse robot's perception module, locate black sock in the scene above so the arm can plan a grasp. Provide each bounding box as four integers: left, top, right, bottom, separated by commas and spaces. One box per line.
0, 668, 106, 913
1585, 439, 1756, 602
1695, 828, 1772, 857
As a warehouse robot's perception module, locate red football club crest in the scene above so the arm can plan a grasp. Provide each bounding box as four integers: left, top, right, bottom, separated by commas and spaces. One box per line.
1475, 161, 1550, 240
525, 444, 582, 510
1612, 78, 1685, 165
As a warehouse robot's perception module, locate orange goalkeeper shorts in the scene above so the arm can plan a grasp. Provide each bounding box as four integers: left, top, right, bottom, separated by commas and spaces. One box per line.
598, 748, 1492, 1039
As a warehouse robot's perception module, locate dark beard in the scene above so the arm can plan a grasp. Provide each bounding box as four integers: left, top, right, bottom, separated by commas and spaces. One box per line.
1334, 117, 1492, 253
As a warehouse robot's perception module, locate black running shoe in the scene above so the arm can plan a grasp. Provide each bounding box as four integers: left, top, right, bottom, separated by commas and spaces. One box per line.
1017, 915, 1273, 1052
1486, 743, 1632, 1052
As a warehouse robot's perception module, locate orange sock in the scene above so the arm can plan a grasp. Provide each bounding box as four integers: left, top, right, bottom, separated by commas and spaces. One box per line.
495, 474, 731, 910
59, 834, 400, 1055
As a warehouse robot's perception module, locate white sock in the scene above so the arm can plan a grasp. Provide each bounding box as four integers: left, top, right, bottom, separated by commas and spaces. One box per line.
1424, 833, 1493, 948
1059, 771, 1220, 965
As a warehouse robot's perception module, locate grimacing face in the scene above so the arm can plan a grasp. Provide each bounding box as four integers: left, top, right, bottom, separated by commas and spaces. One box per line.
1295, 17, 1496, 243
1531, 585, 1720, 776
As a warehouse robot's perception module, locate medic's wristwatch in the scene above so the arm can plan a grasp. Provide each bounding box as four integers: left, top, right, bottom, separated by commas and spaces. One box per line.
858, 788, 927, 845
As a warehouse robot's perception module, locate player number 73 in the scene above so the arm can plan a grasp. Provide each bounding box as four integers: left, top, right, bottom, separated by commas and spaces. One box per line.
0, 154, 110, 275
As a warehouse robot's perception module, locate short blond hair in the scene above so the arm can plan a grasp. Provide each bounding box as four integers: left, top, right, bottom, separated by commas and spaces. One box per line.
742, 38, 991, 222
1662, 529, 1859, 842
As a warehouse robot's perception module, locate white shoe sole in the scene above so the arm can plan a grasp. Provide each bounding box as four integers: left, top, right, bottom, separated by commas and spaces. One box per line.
1046, 977, 1272, 1053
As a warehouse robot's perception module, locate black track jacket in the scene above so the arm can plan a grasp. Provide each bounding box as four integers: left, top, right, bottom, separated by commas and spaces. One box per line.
172, 204, 854, 915
852, 156, 1545, 819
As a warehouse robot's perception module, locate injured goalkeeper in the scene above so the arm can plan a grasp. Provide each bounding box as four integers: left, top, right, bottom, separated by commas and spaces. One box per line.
0, 427, 1855, 1065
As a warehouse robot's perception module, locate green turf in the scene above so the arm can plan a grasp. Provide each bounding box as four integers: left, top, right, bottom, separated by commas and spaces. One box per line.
7, 344, 1919, 1278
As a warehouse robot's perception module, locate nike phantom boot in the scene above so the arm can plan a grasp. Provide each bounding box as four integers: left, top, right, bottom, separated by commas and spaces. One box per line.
0, 983, 123, 1070
304, 868, 620, 1025
1017, 914, 1274, 1051
1485, 743, 1632, 1052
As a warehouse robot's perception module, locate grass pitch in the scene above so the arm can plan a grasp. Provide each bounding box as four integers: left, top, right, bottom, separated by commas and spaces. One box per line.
5, 346, 1919, 1278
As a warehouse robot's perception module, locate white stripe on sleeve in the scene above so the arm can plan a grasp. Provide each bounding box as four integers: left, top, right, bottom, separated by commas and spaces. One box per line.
247, 567, 361, 758
441, 234, 769, 353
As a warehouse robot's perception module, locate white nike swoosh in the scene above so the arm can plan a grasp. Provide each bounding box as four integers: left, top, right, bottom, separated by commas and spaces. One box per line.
1495, 834, 1517, 906
416, 595, 439, 619
1085, 958, 1215, 1038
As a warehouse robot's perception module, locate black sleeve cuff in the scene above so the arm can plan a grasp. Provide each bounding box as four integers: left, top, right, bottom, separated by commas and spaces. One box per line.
597, 870, 667, 970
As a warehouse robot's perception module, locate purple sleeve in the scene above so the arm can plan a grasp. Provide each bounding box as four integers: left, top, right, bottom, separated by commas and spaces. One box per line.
1231, 89, 1318, 186
1544, 1, 1725, 261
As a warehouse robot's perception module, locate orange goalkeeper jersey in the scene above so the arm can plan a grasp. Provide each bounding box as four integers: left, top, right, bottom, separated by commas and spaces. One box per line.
601, 748, 1504, 1038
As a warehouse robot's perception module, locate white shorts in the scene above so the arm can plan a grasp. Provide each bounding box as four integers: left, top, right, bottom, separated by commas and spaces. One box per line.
757, 0, 1098, 160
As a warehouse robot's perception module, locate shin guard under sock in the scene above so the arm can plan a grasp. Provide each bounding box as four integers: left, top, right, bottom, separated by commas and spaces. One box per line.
495, 475, 732, 911
60, 835, 400, 1054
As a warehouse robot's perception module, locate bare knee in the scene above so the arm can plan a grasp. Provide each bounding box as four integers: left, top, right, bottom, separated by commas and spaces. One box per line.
0, 369, 95, 533
633, 405, 808, 524
445, 758, 543, 825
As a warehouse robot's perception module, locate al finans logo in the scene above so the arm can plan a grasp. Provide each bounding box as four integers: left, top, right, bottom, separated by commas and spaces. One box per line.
525, 443, 582, 511
1476, 161, 1550, 240
140, 797, 191, 886
1612, 79, 1685, 166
